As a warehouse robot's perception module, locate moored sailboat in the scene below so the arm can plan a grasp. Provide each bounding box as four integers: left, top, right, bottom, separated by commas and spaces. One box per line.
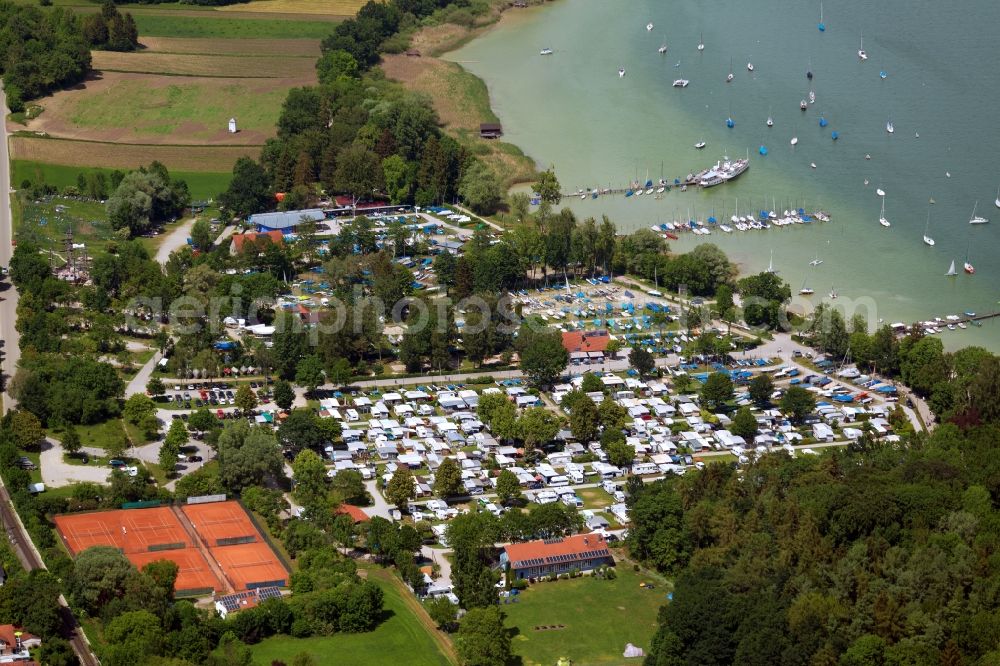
879, 198, 890, 227
969, 201, 989, 225
923, 208, 935, 246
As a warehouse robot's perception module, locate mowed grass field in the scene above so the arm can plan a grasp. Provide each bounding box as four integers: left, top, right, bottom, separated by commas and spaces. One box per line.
11, 138, 256, 174
503, 566, 668, 666
91, 52, 316, 79
249, 569, 454, 666
133, 12, 338, 39
218, 0, 366, 15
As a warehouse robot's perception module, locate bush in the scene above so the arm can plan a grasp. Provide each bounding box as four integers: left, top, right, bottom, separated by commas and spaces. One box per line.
511, 578, 528, 590
605, 568, 617, 580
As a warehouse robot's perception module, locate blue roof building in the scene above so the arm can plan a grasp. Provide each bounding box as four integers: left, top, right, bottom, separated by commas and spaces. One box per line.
249, 209, 325, 232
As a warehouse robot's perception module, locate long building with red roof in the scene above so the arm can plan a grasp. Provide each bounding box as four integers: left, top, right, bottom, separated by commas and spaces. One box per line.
500, 533, 614, 580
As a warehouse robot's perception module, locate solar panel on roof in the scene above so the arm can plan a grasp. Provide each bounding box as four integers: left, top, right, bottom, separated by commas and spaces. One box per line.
256, 587, 282, 601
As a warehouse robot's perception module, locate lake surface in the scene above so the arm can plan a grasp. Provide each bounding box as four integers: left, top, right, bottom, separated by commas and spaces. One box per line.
449, 0, 1000, 350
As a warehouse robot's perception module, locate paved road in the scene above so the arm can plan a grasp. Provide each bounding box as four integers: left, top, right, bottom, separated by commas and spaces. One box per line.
39, 438, 112, 487
125, 350, 161, 397
0, 85, 19, 414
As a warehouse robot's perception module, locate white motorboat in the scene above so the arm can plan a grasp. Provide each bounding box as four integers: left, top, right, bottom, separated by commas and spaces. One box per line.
673, 79, 689, 87
994, 183, 1000, 208
766, 114, 774, 127
886, 120, 894, 134
879, 198, 890, 227
876, 187, 886, 197
658, 44, 668, 54
800, 99, 808, 110
727, 57, 734, 82
808, 90, 816, 104
747, 61, 754, 71
656, 186, 665, 193
969, 201, 989, 225
858, 32, 867, 60
790, 136, 798, 145
799, 283, 815, 295
540, 48, 553, 55
619, 67, 626, 78
810, 162, 817, 169
647, 22, 653, 31
697, 32, 704, 51
829, 287, 838, 299
923, 209, 935, 246
694, 140, 706, 149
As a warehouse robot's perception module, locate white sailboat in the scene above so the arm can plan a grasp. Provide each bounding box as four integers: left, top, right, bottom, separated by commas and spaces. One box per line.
727, 57, 734, 82
647, 22, 654, 31
799, 279, 815, 295
766, 106, 773, 127
994, 183, 1000, 208
747, 59, 754, 72
658, 43, 668, 54
946, 260, 957, 276
923, 209, 935, 246
618, 67, 626, 78
790, 136, 798, 145
829, 286, 838, 299
858, 32, 867, 60
886, 119, 894, 134
879, 198, 890, 227
694, 140, 706, 149
969, 201, 989, 225
765, 249, 776, 274
697, 32, 704, 51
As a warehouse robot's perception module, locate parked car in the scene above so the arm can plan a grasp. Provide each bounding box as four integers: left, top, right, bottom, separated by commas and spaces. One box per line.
187, 455, 203, 463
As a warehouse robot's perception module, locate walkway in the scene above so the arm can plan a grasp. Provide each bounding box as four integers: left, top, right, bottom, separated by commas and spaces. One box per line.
154, 218, 194, 264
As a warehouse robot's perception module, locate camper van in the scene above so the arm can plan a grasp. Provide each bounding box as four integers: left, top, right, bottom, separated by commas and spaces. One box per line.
548, 475, 570, 487
632, 462, 658, 476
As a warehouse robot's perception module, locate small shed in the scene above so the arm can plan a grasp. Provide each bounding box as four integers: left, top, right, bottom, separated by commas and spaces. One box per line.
479, 123, 503, 139
228, 117, 237, 133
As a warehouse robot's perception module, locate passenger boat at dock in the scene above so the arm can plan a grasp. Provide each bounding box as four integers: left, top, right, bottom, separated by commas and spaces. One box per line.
691, 157, 750, 188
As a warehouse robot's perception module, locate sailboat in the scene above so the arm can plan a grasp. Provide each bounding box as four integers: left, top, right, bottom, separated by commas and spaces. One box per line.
923, 209, 935, 246
765, 249, 775, 273
766, 106, 774, 127
829, 286, 838, 299
817, 2, 825, 31
727, 57, 734, 82
994, 183, 1000, 208
694, 139, 706, 149
800, 99, 808, 110
858, 32, 867, 60
964, 243, 975, 274
658, 43, 668, 54
946, 260, 957, 276
886, 119, 894, 134
969, 201, 989, 225
697, 32, 704, 51
618, 67, 626, 78
807, 57, 813, 80
647, 22, 654, 31
809, 250, 823, 266
790, 135, 799, 145
747, 59, 754, 72
879, 198, 890, 227
799, 279, 815, 295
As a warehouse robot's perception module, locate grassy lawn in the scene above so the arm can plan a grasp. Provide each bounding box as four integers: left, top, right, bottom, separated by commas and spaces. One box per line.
504, 566, 667, 666
13, 160, 231, 201
64, 77, 289, 141
250, 568, 453, 666
578, 487, 613, 510
133, 14, 338, 39
73, 421, 129, 452
13, 195, 113, 254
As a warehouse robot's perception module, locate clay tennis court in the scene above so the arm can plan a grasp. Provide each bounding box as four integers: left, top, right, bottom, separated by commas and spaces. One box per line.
211, 541, 289, 590
56, 500, 288, 594
129, 548, 221, 592
182, 500, 258, 545
55, 507, 190, 555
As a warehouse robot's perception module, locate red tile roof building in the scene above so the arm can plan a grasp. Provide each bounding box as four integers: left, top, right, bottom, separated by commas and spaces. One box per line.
229, 230, 284, 255
561, 330, 611, 354
334, 504, 370, 524
501, 533, 613, 579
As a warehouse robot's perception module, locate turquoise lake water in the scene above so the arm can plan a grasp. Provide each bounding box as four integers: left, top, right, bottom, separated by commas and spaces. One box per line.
448, 0, 1000, 350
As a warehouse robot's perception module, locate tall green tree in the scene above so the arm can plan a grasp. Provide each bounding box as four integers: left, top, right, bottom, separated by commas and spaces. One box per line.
433, 457, 464, 498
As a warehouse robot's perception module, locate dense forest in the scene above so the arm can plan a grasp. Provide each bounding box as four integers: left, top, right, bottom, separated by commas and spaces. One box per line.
632, 347, 1000, 665
0, 1, 138, 111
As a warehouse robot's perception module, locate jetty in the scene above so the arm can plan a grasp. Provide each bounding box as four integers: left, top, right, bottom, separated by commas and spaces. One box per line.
898, 311, 1000, 337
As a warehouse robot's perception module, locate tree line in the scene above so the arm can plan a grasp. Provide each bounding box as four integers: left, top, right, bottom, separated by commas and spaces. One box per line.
0, 0, 138, 111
